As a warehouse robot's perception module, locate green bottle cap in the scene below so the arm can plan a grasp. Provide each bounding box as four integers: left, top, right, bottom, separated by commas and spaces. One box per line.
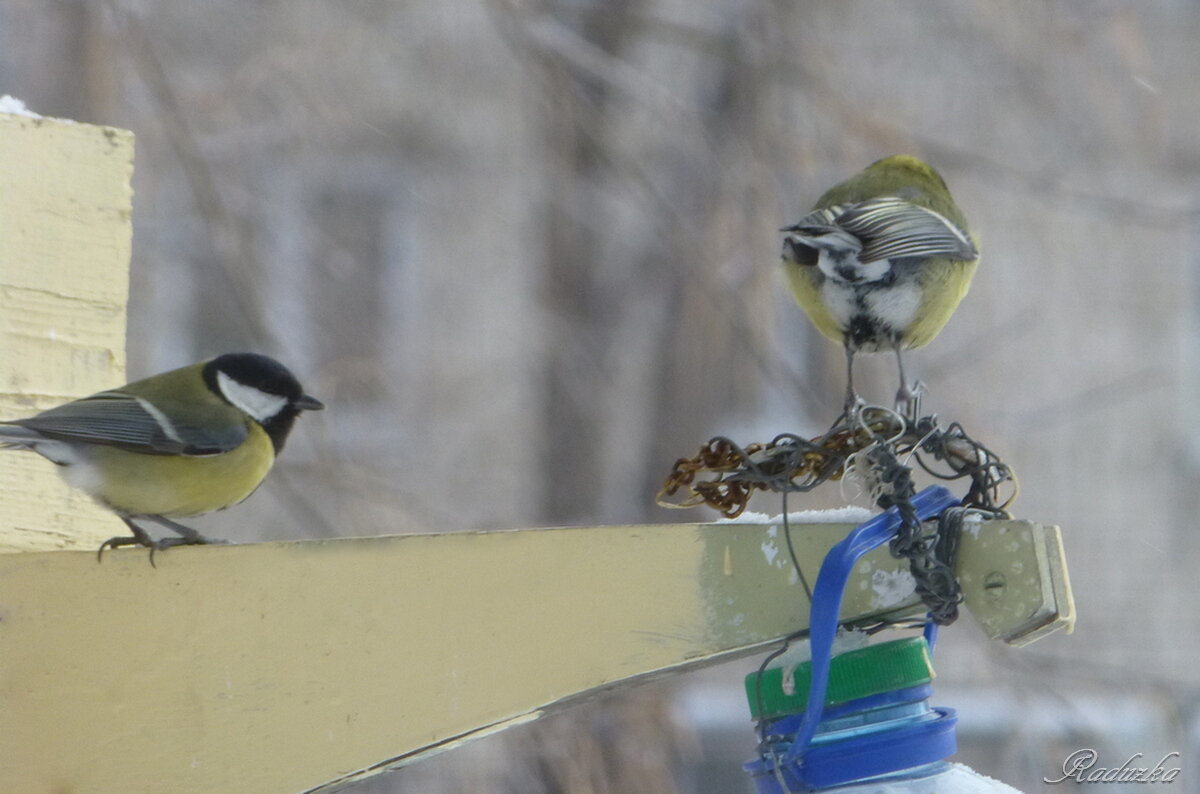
745, 637, 934, 720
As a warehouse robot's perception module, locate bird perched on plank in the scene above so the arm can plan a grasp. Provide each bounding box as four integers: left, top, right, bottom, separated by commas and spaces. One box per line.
0, 353, 322, 560
781, 155, 978, 417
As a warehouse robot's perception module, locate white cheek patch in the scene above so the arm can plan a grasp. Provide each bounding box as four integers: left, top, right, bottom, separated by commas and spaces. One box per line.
217, 371, 288, 422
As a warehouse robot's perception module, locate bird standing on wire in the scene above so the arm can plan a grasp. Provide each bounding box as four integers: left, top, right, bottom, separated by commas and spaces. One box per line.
0, 353, 322, 560
781, 155, 978, 417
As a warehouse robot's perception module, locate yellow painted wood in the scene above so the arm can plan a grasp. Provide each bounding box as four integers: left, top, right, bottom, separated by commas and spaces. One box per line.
0, 517, 1070, 793
0, 112, 134, 553
957, 520, 1075, 645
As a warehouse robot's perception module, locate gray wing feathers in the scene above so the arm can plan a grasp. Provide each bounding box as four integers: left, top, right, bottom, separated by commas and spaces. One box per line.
2, 392, 246, 455
835, 197, 977, 263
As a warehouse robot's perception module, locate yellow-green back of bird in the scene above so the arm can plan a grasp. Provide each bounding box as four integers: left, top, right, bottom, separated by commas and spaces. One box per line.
782, 154, 979, 352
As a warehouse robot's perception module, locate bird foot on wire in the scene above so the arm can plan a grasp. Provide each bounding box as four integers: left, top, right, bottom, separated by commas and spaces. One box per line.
841, 392, 868, 427
894, 380, 926, 424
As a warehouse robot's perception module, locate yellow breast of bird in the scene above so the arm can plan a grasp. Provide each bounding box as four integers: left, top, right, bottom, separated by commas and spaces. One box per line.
783, 256, 978, 350
83, 423, 277, 518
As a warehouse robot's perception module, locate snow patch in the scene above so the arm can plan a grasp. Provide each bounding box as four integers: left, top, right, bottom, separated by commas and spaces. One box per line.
715, 505, 873, 525
870, 567, 917, 608
0, 95, 41, 118
963, 511, 985, 538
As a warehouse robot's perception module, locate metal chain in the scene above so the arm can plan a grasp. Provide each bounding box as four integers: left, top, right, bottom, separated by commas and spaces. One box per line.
658, 406, 1017, 625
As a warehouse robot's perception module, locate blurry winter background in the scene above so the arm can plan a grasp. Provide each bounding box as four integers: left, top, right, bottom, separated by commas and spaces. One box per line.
2, 1, 1197, 791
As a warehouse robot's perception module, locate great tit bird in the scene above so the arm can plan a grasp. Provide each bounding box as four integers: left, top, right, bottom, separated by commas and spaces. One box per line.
781, 155, 978, 416
0, 353, 322, 558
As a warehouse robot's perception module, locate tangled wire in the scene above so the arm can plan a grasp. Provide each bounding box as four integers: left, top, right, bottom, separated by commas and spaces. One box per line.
657, 405, 1017, 625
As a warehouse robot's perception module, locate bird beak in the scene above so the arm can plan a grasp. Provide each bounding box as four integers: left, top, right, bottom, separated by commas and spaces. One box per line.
296, 394, 325, 411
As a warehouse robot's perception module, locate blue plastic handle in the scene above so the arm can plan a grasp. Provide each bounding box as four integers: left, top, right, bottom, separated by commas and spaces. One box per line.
781, 485, 959, 768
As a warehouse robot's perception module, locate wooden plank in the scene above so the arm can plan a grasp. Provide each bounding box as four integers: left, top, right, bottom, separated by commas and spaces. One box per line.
957, 519, 1075, 645
0, 517, 1070, 793
0, 111, 133, 552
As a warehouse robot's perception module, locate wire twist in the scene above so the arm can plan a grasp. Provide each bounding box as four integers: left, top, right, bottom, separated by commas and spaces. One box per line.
658, 406, 1017, 625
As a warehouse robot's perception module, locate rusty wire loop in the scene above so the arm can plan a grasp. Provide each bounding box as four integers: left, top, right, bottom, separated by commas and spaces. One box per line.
658, 405, 1018, 626
657, 406, 1016, 519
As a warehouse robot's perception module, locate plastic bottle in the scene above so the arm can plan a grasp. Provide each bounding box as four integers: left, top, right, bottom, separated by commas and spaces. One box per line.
743, 637, 1022, 793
